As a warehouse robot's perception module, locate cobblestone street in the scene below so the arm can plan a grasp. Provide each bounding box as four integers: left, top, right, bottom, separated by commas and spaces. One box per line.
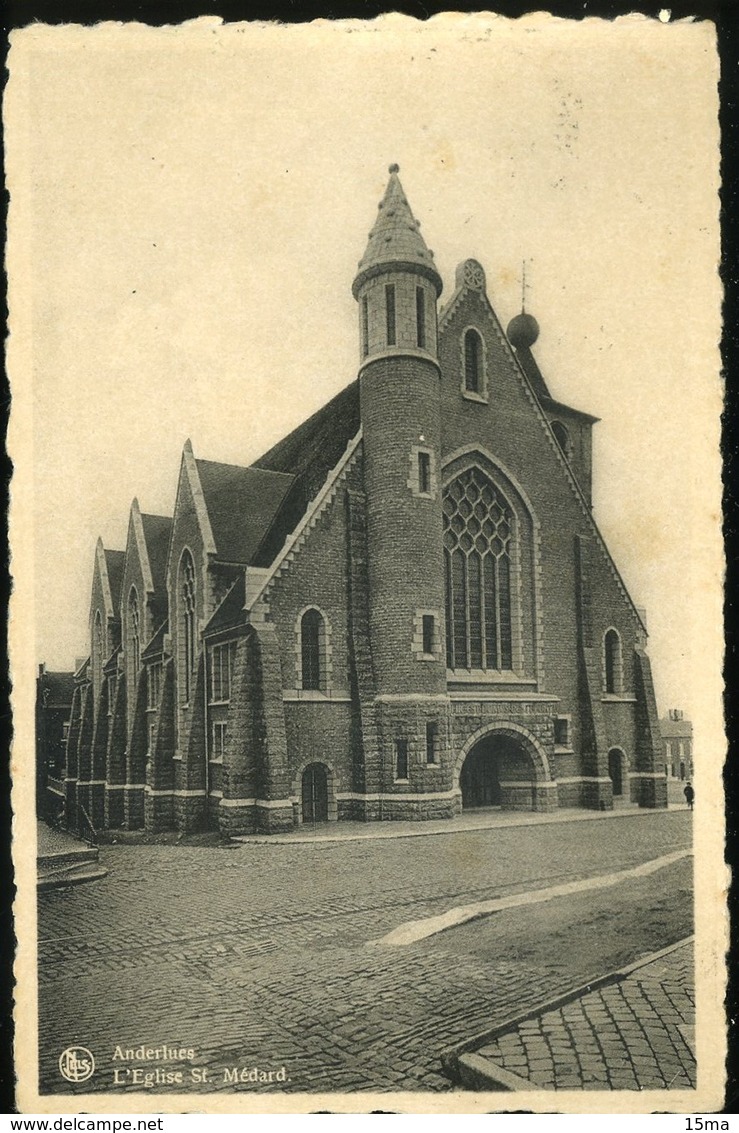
37, 811, 692, 1096
458, 940, 694, 1090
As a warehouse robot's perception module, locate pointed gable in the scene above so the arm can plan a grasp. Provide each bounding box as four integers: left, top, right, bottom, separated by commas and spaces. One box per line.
103, 548, 125, 614
140, 513, 172, 601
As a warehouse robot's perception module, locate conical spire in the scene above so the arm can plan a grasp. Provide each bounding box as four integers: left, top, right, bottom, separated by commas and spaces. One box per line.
353, 165, 442, 297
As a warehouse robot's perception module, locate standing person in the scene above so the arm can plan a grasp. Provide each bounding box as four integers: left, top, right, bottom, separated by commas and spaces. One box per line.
684, 782, 695, 811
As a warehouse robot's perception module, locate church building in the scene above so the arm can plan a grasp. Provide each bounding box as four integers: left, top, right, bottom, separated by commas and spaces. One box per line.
62, 165, 667, 836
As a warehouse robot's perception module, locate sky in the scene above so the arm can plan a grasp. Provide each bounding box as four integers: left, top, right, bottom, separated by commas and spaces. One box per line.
9, 14, 721, 728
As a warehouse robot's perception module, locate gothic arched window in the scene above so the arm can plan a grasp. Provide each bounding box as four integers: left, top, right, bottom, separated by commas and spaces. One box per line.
443, 468, 513, 671
464, 329, 483, 394
128, 588, 141, 683
300, 608, 323, 691
92, 610, 104, 696
604, 628, 622, 694
180, 550, 197, 703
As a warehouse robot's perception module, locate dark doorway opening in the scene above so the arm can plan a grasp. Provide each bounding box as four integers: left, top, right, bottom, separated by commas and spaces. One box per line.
302, 762, 329, 823
608, 749, 623, 797
460, 738, 502, 808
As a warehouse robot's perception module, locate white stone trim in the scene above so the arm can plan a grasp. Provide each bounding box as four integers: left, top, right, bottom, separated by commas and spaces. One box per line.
628, 772, 667, 779
602, 626, 625, 695
294, 605, 333, 693
283, 691, 352, 703
131, 499, 155, 595
412, 608, 442, 663
145, 788, 174, 797
335, 789, 461, 802
459, 324, 489, 403
358, 347, 441, 376
376, 693, 451, 703
443, 445, 544, 687
249, 431, 363, 607
76, 779, 107, 787
503, 780, 558, 789
440, 292, 646, 635
181, 440, 217, 555
556, 776, 612, 784
173, 789, 207, 798
407, 444, 437, 500
95, 538, 115, 620
454, 721, 553, 784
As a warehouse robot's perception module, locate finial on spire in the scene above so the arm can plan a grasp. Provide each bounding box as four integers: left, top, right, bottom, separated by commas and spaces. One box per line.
389, 163, 400, 174
522, 259, 528, 314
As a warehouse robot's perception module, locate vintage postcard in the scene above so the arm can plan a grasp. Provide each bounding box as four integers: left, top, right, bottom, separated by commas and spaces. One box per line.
7, 13, 725, 1113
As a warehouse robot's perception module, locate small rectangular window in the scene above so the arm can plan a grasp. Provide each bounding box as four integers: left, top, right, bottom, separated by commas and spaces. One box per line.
385, 284, 396, 346
418, 451, 431, 495
395, 738, 409, 780
361, 296, 369, 357
426, 722, 438, 764
416, 287, 426, 349
554, 717, 570, 746
422, 614, 435, 655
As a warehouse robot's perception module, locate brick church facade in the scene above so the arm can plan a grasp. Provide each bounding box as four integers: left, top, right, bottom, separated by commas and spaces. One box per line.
61, 166, 667, 836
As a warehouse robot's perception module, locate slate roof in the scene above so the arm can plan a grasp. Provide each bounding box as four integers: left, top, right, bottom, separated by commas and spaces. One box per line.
196, 460, 295, 566
104, 549, 125, 612
252, 379, 361, 552
140, 514, 172, 597
102, 644, 121, 675
141, 619, 168, 661
353, 166, 441, 296
38, 671, 75, 707
203, 574, 247, 636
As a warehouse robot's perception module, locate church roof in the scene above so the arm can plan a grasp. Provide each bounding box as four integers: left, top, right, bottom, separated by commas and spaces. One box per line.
195, 460, 295, 566
140, 514, 172, 597
254, 380, 360, 496
103, 550, 125, 612
203, 574, 247, 636
102, 644, 121, 675
141, 619, 168, 661
353, 165, 442, 297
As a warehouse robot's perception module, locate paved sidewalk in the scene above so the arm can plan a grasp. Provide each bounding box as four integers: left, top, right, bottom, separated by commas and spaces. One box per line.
450, 938, 694, 1091
234, 802, 690, 845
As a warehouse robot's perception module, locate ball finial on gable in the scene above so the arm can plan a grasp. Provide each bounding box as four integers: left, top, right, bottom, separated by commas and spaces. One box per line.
388, 163, 400, 174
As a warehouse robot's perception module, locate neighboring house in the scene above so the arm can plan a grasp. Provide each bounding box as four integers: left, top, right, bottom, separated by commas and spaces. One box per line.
35, 664, 75, 820
660, 709, 694, 803
57, 165, 667, 837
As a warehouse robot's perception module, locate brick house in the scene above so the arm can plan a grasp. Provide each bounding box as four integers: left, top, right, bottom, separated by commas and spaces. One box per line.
660, 709, 693, 804
60, 166, 667, 836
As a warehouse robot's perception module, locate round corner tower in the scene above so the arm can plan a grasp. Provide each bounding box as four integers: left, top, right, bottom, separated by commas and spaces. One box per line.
353, 165, 451, 812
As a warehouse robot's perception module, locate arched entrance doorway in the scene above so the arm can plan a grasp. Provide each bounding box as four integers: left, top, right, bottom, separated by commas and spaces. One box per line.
458, 728, 549, 812
460, 736, 502, 808
608, 748, 624, 797
301, 762, 329, 823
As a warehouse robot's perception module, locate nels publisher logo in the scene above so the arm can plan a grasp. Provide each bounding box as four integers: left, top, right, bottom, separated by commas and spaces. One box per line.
59, 1046, 95, 1083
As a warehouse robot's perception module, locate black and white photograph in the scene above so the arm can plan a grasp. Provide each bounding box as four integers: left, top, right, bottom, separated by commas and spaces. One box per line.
7, 13, 725, 1113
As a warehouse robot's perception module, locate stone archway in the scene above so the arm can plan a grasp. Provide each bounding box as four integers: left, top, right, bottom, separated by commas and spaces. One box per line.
293, 760, 338, 825
455, 722, 556, 813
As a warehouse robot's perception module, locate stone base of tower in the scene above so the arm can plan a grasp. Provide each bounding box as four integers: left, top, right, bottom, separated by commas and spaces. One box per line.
174, 794, 207, 833
580, 778, 615, 810
631, 774, 669, 809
